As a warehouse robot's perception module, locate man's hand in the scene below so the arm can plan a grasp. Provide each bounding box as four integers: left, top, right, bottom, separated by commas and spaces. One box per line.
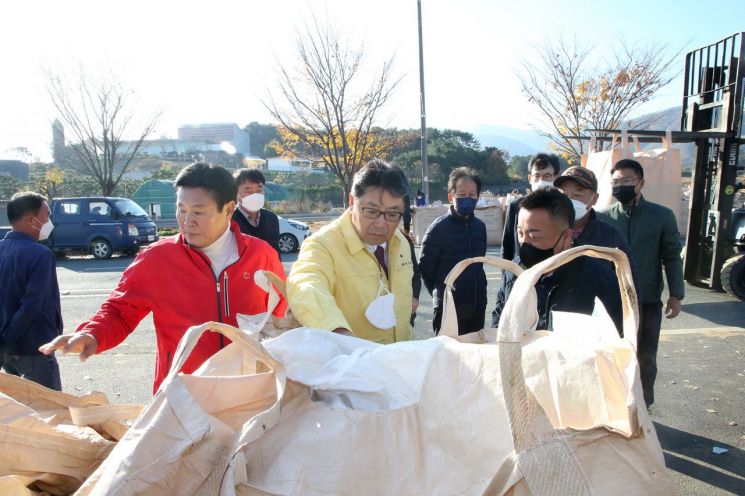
411, 298, 419, 313
332, 327, 354, 336
39, 333, 98, 361
665, 297, 682, 319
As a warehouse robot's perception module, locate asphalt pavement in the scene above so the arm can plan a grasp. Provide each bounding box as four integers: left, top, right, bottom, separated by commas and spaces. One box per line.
52, 247, 745, 494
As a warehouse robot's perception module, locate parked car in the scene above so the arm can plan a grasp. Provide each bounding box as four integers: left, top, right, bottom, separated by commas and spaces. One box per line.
278, 216, 310, 253
45, 197, 159, 259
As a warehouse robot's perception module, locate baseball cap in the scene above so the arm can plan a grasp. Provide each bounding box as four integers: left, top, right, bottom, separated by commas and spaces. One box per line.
554, 166, 598, 192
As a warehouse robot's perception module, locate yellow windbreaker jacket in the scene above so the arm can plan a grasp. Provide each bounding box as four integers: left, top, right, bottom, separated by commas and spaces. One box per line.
287, 210, 414, 343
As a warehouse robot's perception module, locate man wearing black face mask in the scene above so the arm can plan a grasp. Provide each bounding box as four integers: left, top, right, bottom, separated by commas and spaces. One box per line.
491, 188, 623, 334
420, 168, 487, 335
596, 159, 684, 408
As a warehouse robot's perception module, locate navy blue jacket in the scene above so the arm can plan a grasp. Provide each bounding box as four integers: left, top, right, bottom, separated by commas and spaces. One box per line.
0, 231, 63, 355
491, 256, 624, 336
419, 207, 487, 308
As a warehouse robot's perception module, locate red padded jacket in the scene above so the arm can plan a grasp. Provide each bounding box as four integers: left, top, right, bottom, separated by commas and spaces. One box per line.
77, 221, 286, 392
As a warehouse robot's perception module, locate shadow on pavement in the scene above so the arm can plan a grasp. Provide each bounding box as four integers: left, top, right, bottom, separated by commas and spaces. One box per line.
682, 301, 745, 327
656, 422, 745, 493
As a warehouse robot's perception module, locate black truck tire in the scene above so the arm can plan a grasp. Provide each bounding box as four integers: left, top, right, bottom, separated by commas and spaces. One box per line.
721, 254, 745, 300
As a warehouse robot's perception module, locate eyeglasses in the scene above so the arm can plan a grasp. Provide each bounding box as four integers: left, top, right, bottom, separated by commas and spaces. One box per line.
611, 177, 639, 187
359, 205, 404, 223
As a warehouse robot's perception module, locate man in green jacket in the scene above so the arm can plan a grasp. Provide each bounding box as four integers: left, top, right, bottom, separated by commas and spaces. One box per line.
597, 159, 684, 408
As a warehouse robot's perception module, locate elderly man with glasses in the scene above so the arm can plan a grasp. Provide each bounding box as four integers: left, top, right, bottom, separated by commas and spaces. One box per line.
287, 159, 415, 343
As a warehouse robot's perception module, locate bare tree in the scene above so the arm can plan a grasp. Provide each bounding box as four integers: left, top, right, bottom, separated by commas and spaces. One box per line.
46, 66, 161, 195
519, 37, 679, 164
264, 17, 401, 206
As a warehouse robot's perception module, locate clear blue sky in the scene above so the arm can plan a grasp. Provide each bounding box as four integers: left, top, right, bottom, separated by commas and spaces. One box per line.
1, 0, 743, 161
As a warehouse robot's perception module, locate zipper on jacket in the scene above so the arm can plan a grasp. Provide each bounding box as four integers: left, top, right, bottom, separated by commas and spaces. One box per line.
465, 219, 477, 308
215, 280, 223, 322
215, 280, 225, 348
223, 272, 230, 317
626, 206, 633, 242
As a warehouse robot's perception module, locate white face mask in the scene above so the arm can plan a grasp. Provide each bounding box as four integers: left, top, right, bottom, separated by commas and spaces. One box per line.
36, 219, 54, 241
570, 199, 588, 222
241, 193, 265, 212
365, 280, 397, 330
531, 179, 554, 191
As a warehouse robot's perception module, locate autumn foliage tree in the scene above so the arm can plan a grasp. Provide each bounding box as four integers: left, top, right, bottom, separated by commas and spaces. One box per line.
519, 37, 679, 164
264, 18, 401, 206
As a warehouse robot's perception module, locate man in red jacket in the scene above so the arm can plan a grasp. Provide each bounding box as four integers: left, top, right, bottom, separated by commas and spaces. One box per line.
40, 162, 286, 392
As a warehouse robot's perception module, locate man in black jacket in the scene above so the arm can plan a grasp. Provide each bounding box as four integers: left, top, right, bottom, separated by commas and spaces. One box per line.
491, 188, 623, 335
232, 169, 281, 255
501, 153, 561, 262
420, 168, 487, 335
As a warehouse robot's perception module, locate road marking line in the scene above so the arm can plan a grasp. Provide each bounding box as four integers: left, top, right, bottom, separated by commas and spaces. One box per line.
661, 326, 745, 335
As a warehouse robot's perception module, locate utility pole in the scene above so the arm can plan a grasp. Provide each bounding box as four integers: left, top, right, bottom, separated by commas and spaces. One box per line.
417, 0, 429, 203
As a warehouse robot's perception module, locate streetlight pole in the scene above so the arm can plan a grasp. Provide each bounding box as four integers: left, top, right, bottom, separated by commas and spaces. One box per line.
417, 0, 429, 203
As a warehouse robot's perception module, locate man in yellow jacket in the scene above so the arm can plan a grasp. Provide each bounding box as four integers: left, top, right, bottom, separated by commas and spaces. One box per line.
287, 159, 414, 343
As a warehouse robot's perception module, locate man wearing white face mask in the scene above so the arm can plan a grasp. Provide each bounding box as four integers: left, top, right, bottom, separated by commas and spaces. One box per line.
554, 167, 634, 249
501, 153, 561, 263
232, 169, 281, 255
0, 192, 62, 390
554, 166, 640, 299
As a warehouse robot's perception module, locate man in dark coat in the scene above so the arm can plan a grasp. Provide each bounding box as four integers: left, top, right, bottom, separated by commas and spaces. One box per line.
491, 188, 623, 335
233, 169, 281, 255
501, 153, 561, 262
420, 168, 487, 335
0, 192, 63, 390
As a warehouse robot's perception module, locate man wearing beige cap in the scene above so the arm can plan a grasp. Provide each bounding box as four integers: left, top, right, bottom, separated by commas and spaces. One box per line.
554, 166, 635, 261
554, 166, 640, 304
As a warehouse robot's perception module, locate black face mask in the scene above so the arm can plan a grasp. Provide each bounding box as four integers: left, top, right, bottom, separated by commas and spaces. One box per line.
612, 185, 637, 205
519, 235, 563, 268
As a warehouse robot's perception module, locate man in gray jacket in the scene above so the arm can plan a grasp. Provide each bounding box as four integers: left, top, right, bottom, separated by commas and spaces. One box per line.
597, 159, 684, 408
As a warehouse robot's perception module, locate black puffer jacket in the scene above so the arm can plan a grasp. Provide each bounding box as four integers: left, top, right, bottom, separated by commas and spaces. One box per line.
419, 207, 487, 308
491, 256, 624, 336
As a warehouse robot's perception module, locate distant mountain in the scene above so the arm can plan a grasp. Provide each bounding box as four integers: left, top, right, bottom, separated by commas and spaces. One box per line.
474, 134, 539, 156
472, 125, 550, 157
624, 106, 682, 131
470, 108, 694, 167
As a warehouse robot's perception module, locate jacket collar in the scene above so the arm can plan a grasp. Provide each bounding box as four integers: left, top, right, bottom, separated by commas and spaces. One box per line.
447, 206, 469, 223
4, 231, 36, 242
340, 209, 368, 256
615, 194, 647, 215
177, 219, 247, 258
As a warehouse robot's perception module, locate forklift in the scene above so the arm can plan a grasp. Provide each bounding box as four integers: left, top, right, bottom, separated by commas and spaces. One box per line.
570, 33, 745, 299
680, 32, 745, 299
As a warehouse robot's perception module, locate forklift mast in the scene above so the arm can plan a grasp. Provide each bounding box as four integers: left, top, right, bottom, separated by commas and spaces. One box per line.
682, 32, 745, 290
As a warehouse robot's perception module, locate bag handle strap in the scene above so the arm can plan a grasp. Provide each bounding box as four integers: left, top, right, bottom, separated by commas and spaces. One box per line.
262, 270, 288, 300
161, 321, 283, 392
440, 257, 523, 338
621, 130, 632, 158
630, 135, 642, 153
496, 245, 639, 495
496, 244, 639, 347
69, 404, 144, 426
665, 129, 673, 150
